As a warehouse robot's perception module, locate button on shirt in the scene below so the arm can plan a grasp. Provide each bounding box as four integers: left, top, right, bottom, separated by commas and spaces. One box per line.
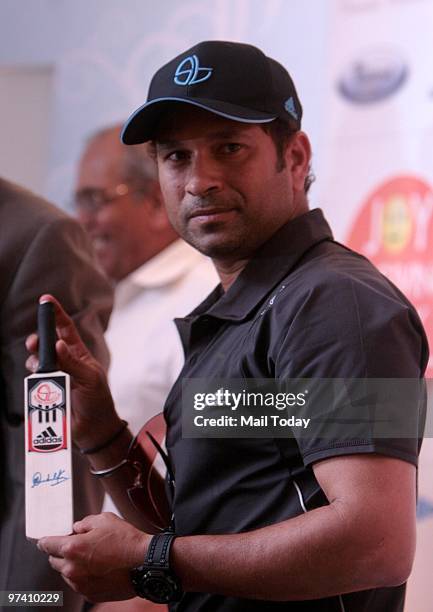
163, 209, 428, 612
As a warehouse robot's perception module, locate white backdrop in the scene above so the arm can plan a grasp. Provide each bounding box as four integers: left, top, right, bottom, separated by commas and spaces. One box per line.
320, 1, 433, 609
0, 0, 329, 210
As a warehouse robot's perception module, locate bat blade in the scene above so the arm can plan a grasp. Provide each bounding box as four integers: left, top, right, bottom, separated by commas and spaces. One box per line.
24, 302, 73, 539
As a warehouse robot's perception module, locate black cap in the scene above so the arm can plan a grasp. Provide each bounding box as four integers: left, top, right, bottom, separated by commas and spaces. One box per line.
121, 40, 302, 144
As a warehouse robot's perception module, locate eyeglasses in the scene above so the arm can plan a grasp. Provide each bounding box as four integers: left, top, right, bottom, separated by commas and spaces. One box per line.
91, 412, 175, 532
127, 413, 175, 532
72, 183, 139, 214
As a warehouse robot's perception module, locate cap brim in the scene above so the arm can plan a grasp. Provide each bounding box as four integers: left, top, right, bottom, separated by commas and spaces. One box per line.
121, 97, 277, 144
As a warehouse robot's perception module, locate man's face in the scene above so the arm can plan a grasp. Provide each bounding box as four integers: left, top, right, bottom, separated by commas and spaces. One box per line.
75, 134, 156, 282
155, 107, 310, 263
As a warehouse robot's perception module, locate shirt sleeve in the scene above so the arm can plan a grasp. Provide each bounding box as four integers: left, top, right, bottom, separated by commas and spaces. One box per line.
274, 274, 428, 467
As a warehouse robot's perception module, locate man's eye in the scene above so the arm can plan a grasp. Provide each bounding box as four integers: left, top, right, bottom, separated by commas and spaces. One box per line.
166, 150, 189, 162
221, 143, 242, 154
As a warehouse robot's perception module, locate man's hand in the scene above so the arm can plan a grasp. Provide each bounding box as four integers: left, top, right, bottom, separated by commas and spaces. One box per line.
25, 294, 121, 449
26, 295, 166, 531
37, 513, 150, 602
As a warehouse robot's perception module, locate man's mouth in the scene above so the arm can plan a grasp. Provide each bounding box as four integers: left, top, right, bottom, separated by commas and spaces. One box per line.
91, 235, 111, 250
188, 208, 237, 222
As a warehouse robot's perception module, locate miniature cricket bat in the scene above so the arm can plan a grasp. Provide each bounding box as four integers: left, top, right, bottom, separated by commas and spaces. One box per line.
24, 301, 73, 539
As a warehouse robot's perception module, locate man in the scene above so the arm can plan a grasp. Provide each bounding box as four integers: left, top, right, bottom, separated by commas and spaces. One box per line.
31, 41, 428, 611
0, 177, 112, 611
74, 125, 217, 444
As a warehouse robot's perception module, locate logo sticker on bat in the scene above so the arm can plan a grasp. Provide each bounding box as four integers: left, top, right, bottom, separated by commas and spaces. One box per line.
27, 380, 67, 453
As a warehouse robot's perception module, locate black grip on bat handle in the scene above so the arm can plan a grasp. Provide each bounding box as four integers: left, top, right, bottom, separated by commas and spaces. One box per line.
37, 301, 58, 373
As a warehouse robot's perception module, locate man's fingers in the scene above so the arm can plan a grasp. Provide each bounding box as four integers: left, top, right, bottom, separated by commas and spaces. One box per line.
26, 354, 39, 373
25, 334, 39, 372
73, 514, 99, 534
74, 512, 119, 534
38, 535, 70, 556
48, 555, 85, 580
28, 298, 106, 387
56, 339, 106, 391
48, 555, 68, 573
25, 333, 38, 352
55, 339, 91, 382
61, 574, 81, 595
48, 557, 88, 596
39, 294, 88, 357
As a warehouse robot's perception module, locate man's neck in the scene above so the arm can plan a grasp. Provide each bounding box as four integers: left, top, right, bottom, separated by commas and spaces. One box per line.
212, 204, 311, 291
213, 258, 249, 292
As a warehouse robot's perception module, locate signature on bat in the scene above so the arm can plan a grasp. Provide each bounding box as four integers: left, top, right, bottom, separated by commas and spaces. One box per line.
31, 469, 69, 488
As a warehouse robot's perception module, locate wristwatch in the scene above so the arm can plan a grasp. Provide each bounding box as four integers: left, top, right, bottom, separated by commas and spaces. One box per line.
130, 531, 183, 604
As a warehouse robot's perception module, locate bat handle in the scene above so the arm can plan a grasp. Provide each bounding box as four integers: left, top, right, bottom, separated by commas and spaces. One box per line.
37, 301, 58, 373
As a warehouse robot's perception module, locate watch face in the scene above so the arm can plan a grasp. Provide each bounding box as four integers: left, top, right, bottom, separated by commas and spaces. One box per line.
143, 574, 175, 603
133, 569, 182, 604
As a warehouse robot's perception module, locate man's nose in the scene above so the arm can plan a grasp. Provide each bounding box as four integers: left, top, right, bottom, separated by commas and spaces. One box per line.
185, 156, 223, 197
75, 206, 97, 232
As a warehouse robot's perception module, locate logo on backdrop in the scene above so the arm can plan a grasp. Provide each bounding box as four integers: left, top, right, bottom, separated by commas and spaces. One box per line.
347, 175, 433, 374
337, 49, 408, 104
174, 55, 213, 86
417, 497, 433, 522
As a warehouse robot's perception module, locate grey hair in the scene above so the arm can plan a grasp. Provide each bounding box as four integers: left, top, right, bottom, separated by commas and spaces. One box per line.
87, 124, 158, 193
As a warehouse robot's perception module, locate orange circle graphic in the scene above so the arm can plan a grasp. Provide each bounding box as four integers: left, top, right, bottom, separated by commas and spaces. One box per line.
347, 175, 433, 375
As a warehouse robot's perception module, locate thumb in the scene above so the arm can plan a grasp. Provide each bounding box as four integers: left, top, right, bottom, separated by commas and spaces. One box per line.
73, 513, 105, 534
73, 518, 93, 534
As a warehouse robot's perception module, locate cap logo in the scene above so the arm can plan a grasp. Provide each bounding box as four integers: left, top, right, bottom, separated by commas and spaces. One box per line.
284, 97, 298, 121
174, 55, 213, 86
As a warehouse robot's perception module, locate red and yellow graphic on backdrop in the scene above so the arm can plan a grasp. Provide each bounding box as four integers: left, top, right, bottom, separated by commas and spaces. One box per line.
347, 175, 433, 374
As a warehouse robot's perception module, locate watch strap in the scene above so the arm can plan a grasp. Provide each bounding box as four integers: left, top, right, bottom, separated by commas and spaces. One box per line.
144, 531, 177, 571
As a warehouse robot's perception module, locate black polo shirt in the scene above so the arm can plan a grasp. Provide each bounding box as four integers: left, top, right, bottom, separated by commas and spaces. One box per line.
164, 209, 428, 612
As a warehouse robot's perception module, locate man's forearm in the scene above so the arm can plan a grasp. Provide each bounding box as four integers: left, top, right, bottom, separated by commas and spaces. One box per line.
170, 502, 402, 601
84, 426, 169, 531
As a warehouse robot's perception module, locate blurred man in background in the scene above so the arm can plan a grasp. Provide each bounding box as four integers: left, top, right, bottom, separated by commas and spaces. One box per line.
74, 123, 217, 441
0, 176, 112, 612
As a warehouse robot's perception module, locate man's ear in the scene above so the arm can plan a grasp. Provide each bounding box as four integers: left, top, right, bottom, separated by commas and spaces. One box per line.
284, 131, 312, 193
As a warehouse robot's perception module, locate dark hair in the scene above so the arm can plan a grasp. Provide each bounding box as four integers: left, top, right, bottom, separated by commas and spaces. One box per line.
261, 118, 315, 194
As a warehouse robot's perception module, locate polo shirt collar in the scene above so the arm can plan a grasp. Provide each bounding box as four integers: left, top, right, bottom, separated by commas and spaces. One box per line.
193, 208, 333, 322
130, 239, 205, 288
114, 239, 209, 308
